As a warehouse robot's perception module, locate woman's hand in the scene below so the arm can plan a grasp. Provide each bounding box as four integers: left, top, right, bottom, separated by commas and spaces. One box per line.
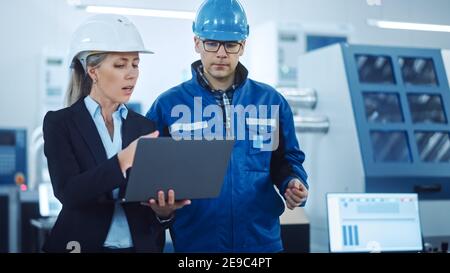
118, 130, 159, 173
141, 189, 191, 219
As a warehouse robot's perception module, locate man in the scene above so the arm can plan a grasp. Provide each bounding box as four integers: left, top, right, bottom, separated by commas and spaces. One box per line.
146, 0, 308, 252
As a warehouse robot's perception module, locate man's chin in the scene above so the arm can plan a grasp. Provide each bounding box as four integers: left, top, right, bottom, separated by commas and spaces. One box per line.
210, 70, 230, 79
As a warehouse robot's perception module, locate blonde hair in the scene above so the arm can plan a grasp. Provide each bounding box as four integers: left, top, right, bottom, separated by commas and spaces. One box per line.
64, 53, 108, 106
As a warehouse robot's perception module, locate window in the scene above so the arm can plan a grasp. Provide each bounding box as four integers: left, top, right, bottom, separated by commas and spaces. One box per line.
370, 131, 411, 162
407, 94, 446, 124
364, 93, 403, 123
399, 57, 438, 86
356, 55, 395, 84
415, 131, 450, 162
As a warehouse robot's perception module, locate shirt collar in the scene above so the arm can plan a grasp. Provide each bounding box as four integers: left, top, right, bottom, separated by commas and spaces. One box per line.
84, 95, 128, 120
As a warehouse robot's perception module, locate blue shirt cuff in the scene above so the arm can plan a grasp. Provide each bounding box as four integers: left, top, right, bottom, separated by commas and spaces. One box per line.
280, 176, 294, 197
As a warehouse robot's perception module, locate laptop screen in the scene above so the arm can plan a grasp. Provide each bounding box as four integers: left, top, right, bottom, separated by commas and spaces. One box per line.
327, 193, 423, 253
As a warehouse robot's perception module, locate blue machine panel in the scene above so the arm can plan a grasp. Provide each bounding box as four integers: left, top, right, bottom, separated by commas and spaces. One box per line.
341, 44, 450, 199
306, 35, 347, 52
0, 129, 27, 186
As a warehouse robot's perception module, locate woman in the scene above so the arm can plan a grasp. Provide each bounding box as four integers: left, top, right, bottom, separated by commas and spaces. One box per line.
42, 14, 189, 253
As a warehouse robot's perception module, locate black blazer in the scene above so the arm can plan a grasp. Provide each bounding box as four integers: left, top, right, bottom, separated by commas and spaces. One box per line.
42, 98, 165, 253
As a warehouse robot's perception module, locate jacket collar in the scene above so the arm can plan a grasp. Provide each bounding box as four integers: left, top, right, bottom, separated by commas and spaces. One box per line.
186, 60, 249, 106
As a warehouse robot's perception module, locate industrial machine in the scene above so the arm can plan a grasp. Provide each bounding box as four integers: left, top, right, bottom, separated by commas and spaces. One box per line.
0, 186, 20, 252
248, 21, 350, 88
0, 129, 27, 252
297, 43, 450, 252
0, 129, 27, 187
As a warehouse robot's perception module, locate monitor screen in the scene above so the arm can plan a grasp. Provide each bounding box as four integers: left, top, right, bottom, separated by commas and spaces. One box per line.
0, 131, 15, 146
327, 193, 423, 253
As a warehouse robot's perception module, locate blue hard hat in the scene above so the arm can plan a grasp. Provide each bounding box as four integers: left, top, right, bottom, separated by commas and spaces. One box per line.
192, 0, 250, 41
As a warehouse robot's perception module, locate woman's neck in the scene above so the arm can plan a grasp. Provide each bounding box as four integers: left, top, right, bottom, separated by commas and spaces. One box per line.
89, 91, 119, 122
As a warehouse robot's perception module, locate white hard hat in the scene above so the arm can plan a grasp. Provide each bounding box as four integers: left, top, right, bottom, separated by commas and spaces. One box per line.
68, 14, 153, 70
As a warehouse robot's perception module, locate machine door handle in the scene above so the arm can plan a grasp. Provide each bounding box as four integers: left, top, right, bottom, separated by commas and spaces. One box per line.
414, 184, 442, 193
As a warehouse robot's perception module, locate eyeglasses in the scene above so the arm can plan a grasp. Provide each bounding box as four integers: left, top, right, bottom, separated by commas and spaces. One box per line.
201, 40, 243, 54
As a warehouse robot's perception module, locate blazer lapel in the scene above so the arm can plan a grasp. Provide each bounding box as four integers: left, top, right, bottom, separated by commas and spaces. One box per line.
70, 99, 108, 165
121, 111, 141, 149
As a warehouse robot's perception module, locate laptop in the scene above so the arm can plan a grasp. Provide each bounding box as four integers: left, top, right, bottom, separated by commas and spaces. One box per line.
122, 137, 235, 202
327, 193, 423, 253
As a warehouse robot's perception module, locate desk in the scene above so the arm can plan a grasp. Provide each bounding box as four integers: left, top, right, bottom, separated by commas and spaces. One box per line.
280, 208, 310, 253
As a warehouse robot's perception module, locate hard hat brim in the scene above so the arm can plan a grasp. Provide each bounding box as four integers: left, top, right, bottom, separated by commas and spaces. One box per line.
138, 49, 154, 54
196, 31, 247, 42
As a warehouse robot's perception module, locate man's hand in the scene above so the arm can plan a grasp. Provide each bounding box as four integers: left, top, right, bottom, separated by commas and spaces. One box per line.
141, 189, 191, 219
284, 178, 308, 210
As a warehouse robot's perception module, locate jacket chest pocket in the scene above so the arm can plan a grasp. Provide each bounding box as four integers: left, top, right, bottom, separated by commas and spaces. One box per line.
245, 118, 278, 172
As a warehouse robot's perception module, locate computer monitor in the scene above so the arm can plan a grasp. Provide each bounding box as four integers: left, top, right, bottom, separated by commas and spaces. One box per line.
327, 193, 423, 253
